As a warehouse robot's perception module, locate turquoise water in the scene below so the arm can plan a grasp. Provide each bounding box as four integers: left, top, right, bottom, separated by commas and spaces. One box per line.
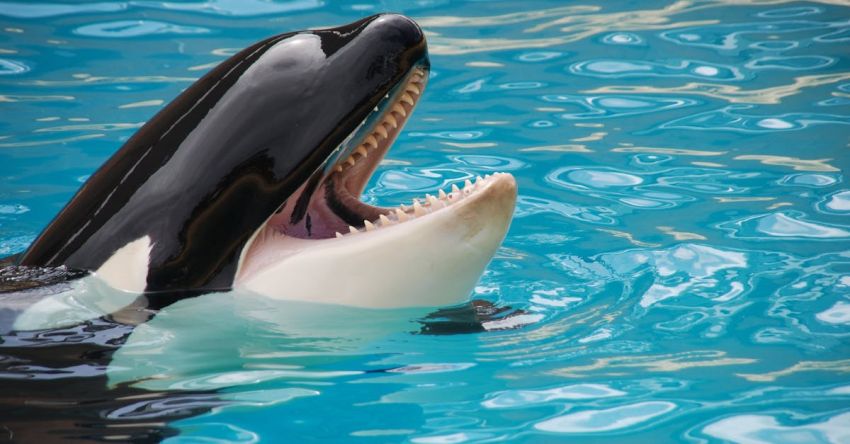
2, 0, 850, 442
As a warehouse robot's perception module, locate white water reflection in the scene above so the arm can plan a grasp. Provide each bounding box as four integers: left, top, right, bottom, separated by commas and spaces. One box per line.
779, 173, 840, 187
602, 32, 643, 45
661, 20, 836, 52
816, 301, 850, 325
721, 212, 850, 240
819, 190, 850, 214
702, 412, 850, 444
74, 20, 210, 37
0, 58, 30, 75
746, 55, 835, 71
638, 244, 747, 308
483, 383, 625, 409
566, 169, 643, 188
660, 105, 850, 133
535, 401, 677, 433
541, 94, 697, 119
571, 59, 743, 80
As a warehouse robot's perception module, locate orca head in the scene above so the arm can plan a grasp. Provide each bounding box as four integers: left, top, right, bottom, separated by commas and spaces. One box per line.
21, 14, 517, 307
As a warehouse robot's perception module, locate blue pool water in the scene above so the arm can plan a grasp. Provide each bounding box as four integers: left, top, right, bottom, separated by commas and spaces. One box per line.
2, 0, 850, 442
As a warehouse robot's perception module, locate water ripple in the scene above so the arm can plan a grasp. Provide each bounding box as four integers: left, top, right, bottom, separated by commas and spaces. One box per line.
3, 1, 850, 441
701, 411, 850, 444
660, 20, 835, 52
818, 190, 850, 214
817, 301, 850, 325
659, 105, 850, 132
735, 155, 839, 172
535, 401, 677, 433
601, 32, 644, 45
0, 58, 29, 75
587, 73, 850, 104
816, 26, 850, 42
778, 173, 841, 187
483, 383, 626, 409
73, 20, 210, 38
570, 59, 743, 81
757, 6, 823, 18
134, 0, 325, 17
546, 166, 742, 211
746, 55, 835, 71
719, 211, 850, 240
749, 40, 799, 51
515, 195, 617, 225
0, 0, 326, 18
516, 51, 562, 62
0, 1, 126, 18
542, 94, 697, 119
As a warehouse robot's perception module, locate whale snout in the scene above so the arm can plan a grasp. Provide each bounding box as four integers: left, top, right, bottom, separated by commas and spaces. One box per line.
371, 14, 426, 50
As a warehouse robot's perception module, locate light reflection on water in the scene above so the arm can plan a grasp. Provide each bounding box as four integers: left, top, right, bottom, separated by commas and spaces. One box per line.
1, 0, 849, 442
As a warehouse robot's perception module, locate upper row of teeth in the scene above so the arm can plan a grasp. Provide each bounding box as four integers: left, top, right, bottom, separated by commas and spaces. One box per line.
334, 68, 426, 173
335, 172, 507, 237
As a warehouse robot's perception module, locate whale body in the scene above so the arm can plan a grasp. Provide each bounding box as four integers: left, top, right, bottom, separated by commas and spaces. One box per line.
14, 14, 516, 309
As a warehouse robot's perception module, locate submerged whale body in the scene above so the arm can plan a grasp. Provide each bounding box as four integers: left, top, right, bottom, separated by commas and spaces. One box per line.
15, 13, 516, 309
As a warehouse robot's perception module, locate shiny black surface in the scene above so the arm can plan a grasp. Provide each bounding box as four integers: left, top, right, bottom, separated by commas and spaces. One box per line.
19, 14, 428, 293
0, 314, 220, 443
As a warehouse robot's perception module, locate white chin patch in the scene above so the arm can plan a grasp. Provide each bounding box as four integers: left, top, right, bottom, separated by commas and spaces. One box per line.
95, 235, 152, 293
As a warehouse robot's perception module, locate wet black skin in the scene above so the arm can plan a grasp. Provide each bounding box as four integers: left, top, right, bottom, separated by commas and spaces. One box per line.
18, 14, 428, 293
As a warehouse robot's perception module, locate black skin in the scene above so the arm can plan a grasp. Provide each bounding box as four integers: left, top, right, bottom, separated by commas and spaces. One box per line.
18, 14, 429, 294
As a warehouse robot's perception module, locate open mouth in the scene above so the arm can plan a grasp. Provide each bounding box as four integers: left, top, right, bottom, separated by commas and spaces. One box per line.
238, 64, 511, 277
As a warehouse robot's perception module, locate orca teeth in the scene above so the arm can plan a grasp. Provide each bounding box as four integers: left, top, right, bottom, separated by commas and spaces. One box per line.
333, 67, 426, 175
394, 208, 408, 222
413, 200, 426, 217
322, 65, 506, 241
364, 134, 378, 149
375, 124, 388, 139
335, 172, 511, 238
385, 114, 397, 128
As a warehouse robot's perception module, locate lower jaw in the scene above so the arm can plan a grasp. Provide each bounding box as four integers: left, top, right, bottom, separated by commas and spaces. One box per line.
236, 173, 517, 308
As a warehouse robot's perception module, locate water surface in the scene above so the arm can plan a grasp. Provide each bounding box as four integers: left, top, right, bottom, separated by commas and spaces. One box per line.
1, 0, 849, 442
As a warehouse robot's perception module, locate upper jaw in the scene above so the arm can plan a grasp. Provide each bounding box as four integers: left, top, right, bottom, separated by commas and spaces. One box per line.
328, 66, 428, 202
261, 65, 429, 239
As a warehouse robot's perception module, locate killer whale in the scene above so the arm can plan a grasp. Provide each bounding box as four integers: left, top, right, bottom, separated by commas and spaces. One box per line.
15, 13, 516, 309
0, 14, 520, 441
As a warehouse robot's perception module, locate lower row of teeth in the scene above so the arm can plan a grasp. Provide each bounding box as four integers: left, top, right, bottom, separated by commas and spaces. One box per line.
333, 69, 426, 173
335, 173, 507, 238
